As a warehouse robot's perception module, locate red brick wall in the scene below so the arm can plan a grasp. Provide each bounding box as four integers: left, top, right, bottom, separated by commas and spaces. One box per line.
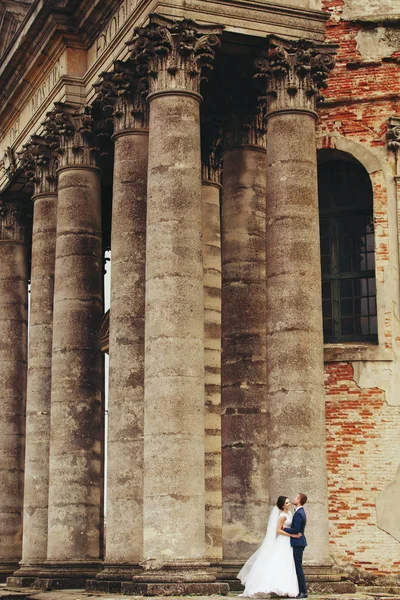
325, 363, 400, 577
321, 0, 400, 578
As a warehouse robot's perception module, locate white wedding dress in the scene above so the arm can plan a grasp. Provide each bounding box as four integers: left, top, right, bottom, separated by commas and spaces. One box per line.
238, 507, 299, 598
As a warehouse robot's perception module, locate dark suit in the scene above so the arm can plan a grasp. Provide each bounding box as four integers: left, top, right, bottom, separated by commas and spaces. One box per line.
284, 507, 307, 595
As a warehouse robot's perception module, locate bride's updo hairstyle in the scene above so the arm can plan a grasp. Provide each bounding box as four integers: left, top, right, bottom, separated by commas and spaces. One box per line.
276, 496, 288, 510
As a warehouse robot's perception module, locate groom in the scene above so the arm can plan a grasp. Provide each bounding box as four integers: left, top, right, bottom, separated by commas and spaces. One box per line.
284, 493, 308, 599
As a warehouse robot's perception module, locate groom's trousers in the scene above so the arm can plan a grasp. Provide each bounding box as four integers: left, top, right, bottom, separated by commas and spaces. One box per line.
293, 547, 307, 595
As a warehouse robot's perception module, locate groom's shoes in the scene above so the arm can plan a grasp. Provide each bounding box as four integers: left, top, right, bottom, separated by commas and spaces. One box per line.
296, 594, 308, 598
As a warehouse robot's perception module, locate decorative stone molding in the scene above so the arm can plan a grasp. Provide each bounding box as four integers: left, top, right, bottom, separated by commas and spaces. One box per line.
19, 135, 58, 195
2, 145, 17, 180
95, 59, 149, 133
254, 35, 337, 117
127, 14, 223, 96
387, 116, 400, 151
0, 198, 26, 241
201, 114, 223, 183
43, 102, 100, 169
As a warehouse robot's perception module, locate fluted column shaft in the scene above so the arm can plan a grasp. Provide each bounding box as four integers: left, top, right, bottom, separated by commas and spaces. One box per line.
255, 36, 336, 564
42, 105, 104, 578
201, 171, 223, 563
221, 135, 268, 562
0, 200, 28, 579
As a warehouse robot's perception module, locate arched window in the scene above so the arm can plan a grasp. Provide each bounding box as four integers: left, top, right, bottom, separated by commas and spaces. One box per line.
318, 155, 377, 343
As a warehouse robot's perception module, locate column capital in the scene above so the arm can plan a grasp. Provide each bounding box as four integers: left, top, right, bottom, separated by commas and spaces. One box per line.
201, 114, 223, 184
95, 59, 149, 135
387, 116, 400, 150
42, 103, 100, 170
0, 199, 27, 242
254, 35, 337, 118
224, 109, 267, 150
127, 13, 223, 97
19, 135, 58, 196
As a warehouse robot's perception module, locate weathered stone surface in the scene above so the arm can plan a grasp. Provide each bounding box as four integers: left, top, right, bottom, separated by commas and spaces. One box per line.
265, 110, 329, 564
221, 145, 268, 560
202, 180, 222, 562
17, 192, 56, 575
46, 166, 103, 567
105, 130, 147, 567
0, 206, 28, 576
143, 90, 205, 562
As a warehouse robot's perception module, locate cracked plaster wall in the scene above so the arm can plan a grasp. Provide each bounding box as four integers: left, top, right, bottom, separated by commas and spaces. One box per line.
355, 27, 400, 61
342, 0, 400, 19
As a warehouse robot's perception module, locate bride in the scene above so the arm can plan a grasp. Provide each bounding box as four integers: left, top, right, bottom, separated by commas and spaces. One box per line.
238, 496, 302, 598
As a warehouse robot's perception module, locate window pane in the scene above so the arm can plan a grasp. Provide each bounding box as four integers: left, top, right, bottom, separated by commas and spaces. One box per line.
322, 281, 332, 299
321, 256, 331, 274
368, 278, 376, 296
341, 317, 355, 335
370, 316, 377, 335
323, 300, 332, 318
341, 299, 353, 316
340, 279, 352, 297
323, 318, 333, 338
318, 159, 376, 342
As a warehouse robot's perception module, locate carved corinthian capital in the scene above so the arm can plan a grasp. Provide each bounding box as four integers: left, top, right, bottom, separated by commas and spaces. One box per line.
19, 135, 58, 196
254, 36, 337, 117
201, 115, 223, 184
42, 103, 99, 169
127, 14, 223, 96
0, 199, 26, 242
95, 59, 149, 133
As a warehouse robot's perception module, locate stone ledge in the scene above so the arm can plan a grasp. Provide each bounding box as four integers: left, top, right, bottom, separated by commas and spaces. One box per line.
121, 582, 230, 596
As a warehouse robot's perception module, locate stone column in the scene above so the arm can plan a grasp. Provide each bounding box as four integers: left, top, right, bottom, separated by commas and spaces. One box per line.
125, 16, 227, 595
221, 111, 268, 573
201, 128, 223, 564
38, 103, 104, 586
255, 36, 336, 565
0, 199, 28, 581
8, 138, 58, 586
93, 63, 148, 586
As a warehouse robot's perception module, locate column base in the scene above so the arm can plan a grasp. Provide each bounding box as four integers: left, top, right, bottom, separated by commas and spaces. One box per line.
0, 563, 20, 583
33, 560, 102, 590
96, 564, 142, 581
88, 561, 229, 596
216, 560, 244, 591
7, 562, 45, 587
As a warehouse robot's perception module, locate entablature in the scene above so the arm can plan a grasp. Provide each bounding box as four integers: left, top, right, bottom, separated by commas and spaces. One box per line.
0, 0, 329, 193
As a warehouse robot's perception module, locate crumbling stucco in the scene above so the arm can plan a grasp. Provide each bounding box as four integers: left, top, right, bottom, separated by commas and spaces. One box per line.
376, 464, 400, 542
343, 0, 400, 19
356, 27, 400, 60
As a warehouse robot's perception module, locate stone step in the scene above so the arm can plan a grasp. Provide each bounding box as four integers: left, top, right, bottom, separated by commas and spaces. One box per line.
307, 574, 343, 582
357, 588, 400, 596
308, 581, 357, 594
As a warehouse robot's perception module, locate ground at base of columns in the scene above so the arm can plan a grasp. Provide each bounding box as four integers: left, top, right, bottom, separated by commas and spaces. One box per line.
2, 586, 400, 600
